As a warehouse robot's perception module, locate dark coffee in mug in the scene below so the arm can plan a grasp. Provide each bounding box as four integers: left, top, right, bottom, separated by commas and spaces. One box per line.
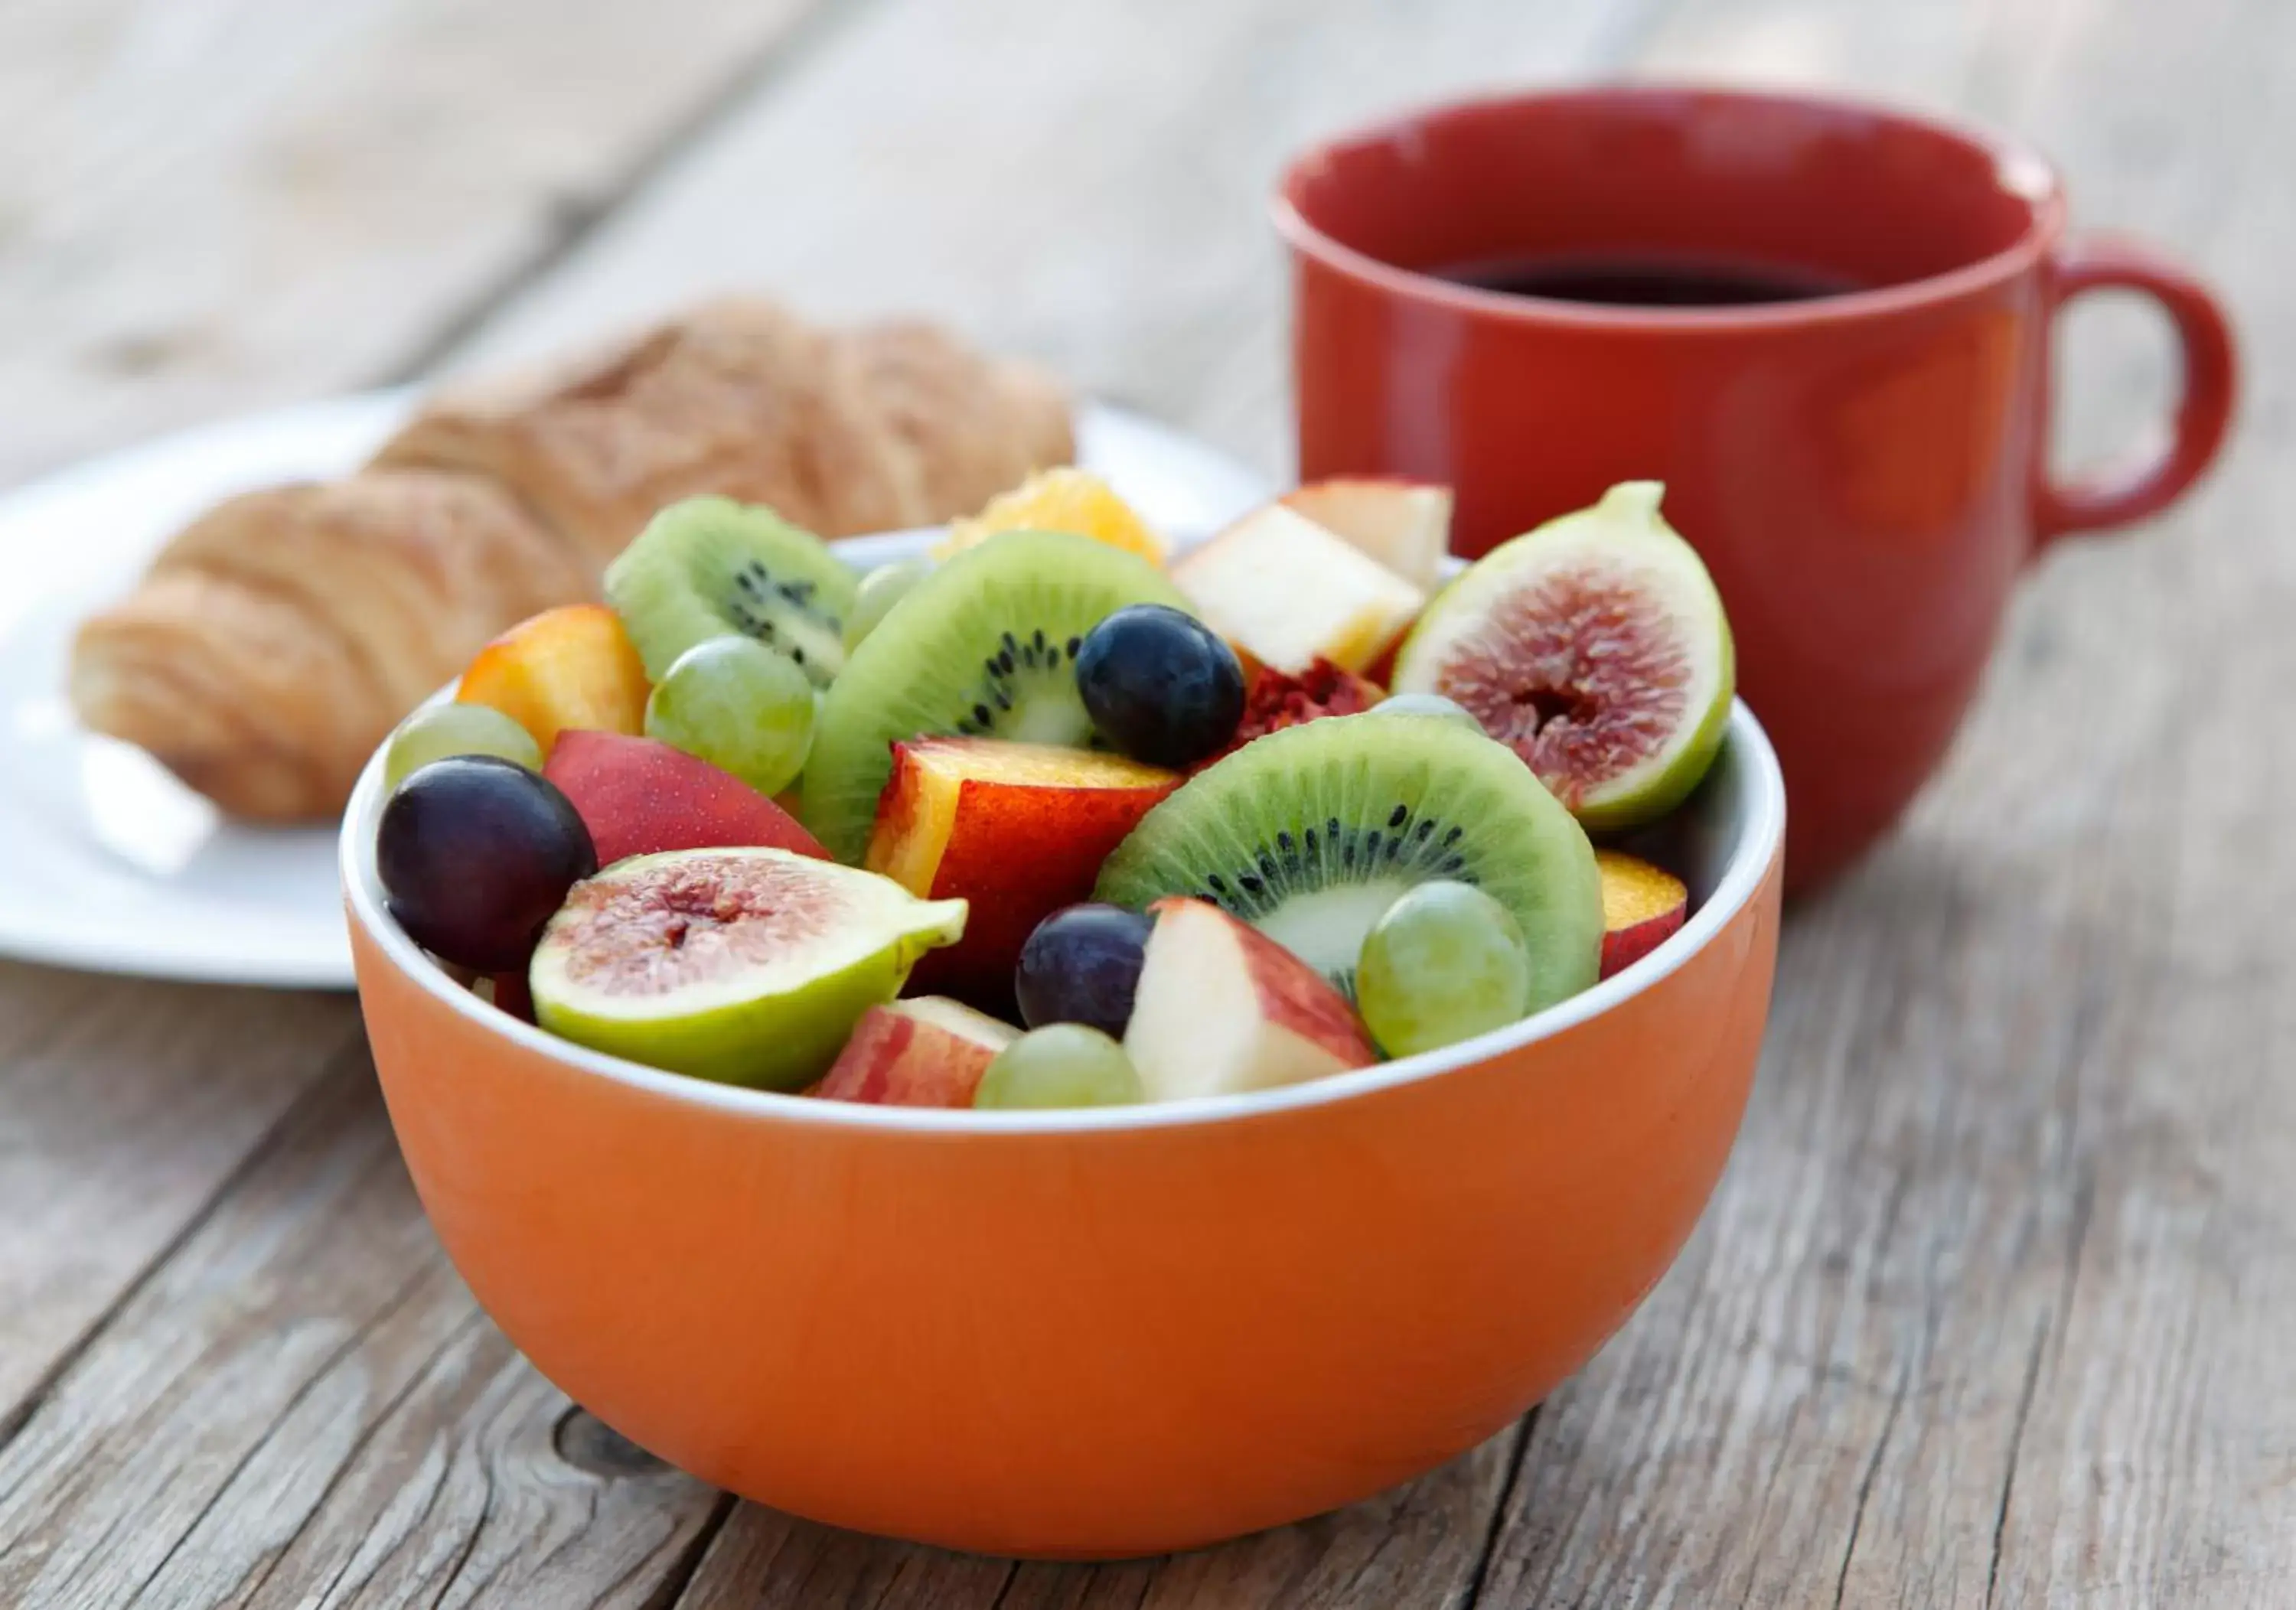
1433, 252, 1861, 307
1280, 86, 2236, 891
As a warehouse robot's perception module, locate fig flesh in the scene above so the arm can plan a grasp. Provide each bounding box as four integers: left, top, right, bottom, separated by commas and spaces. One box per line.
1392, 481, 1733, 830
529, 847, 965, 1089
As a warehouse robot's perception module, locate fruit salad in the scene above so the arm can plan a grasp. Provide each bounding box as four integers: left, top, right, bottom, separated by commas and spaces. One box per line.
372, 468, 1729, 1110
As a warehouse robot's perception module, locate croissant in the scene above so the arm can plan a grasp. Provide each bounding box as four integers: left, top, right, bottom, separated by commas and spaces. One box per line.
71, 300, 1076, 820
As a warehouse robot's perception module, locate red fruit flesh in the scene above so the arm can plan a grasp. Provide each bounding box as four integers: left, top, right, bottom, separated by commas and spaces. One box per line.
1208, 658, 1384, 764
866, 738, 1179, 1008
547, 851, 840, 993
1438, 572, 1694, 810
543, 730, 827, 866
488, 970, 536, 1023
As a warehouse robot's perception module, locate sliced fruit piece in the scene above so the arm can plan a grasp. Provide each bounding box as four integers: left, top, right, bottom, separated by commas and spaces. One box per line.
530, 848, 965, 1089
866, 738, 1179, 1005
1096, 711, 1601, 1006
974, 1024, 1143, 1109
457, 604, 649, 754
803, 530, 1189, 861
1207, 657, 1384, 766
1596, 849, 1689, 979
378, 756, 597, 973
1124, 898, 1375, 1102
487, 970, 536, 1024
814, 996, 1018, 1108
936, 467, 1166, 565
543, 730, 826, 865
1392, 481, 1733, 831
1355, 881, 1534, 1058
1280, 478, 1453, 591
605, 496, 859, 687
1169, 503, 1427, 675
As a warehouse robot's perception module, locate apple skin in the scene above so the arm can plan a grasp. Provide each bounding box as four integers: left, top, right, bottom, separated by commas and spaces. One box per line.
545, 730, 827, 867
1124, 898, 1377, 1102
814, 996, 1019, 1108
1596, 850, 1689, 979
457, 603, 650, 754
866, 738, 1180, 1009
1279, 478, 1453, 592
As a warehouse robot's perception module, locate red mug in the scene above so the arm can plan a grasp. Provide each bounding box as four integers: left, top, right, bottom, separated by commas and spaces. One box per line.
1277, 85, 2236, 892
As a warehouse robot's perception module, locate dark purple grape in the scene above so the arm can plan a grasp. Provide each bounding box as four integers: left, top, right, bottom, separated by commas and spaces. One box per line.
377, 756, 596, 973
1075, 604, 1246, 768
1016, 903, 1153, 1036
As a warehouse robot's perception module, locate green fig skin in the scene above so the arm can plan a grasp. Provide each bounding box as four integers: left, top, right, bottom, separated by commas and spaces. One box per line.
528, 848, 965, 1090
535, 922, 954, 1090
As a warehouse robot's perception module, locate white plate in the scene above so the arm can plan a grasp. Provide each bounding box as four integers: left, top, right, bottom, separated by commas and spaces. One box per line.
0, 393, 1269, 989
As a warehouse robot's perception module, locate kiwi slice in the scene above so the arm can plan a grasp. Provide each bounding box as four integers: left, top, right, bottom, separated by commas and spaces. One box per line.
1095, 711, 1603, 1009
605, 497, 859, 687
801, 530, 1189, 862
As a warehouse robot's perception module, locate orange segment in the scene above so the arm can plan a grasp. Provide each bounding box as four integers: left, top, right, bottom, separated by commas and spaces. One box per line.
456, 604, 650, 755
936, 468, 1166, 565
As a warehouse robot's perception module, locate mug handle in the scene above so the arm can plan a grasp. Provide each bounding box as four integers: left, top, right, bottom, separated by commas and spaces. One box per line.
2032, 238, 2237, 549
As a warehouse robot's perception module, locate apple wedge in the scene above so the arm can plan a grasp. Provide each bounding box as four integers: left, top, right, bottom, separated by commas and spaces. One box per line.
866, 738, 1180, 1005
1169, 504, 1427, 675
1596, 850, 1689, 978
814, 996, 1019, 1108
1124, 898, 1376, 1102
1280, 479, 1453, 592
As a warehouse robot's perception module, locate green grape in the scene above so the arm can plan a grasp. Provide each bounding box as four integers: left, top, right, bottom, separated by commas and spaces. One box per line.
1355, 880, 1532, 1058
974, 1024, 1143, 1110
383, 702, 542, 790
1374, 692, 1484, 733
843, 558, 934, 651
644, 636, 816, 796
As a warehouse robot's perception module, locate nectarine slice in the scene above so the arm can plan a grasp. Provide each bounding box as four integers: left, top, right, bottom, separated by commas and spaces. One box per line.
866, 738, 1178, 1007
458, 604, 649, 755
1596, 849, 1688, 979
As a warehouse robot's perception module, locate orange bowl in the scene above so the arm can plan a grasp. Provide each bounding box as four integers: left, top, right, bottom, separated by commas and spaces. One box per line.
344, 601, 1785, 1559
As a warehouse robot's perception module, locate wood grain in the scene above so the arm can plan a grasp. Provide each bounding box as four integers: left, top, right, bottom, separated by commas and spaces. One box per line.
2, 0, 2293, 1604
0, 0, 823, 488
1473, 0, 2296, 1604
0, 1050, 724, 1610
445, 0, 1671, 477
0, 970, 358, 1429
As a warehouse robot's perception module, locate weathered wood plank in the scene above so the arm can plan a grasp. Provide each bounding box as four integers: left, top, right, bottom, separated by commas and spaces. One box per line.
0, 1050, 724, 1610
445, 0, 1675, 479
1471, 0, 2296, 1604
0, 0, 823, 487
0, 970, 359, 1427
0, 2, 830, 1596
667, 1426, 1514, 1609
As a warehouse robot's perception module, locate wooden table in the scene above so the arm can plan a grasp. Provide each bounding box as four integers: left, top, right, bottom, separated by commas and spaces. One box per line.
1, 1, 2286, 1604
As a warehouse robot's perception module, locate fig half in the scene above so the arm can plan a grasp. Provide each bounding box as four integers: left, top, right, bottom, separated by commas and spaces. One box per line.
529, 847, 966, 1089
1392, 481, 1733, 831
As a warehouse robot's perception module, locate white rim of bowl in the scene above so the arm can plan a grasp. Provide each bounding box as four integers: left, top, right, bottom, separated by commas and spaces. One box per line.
342, 692, 1784, 1135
